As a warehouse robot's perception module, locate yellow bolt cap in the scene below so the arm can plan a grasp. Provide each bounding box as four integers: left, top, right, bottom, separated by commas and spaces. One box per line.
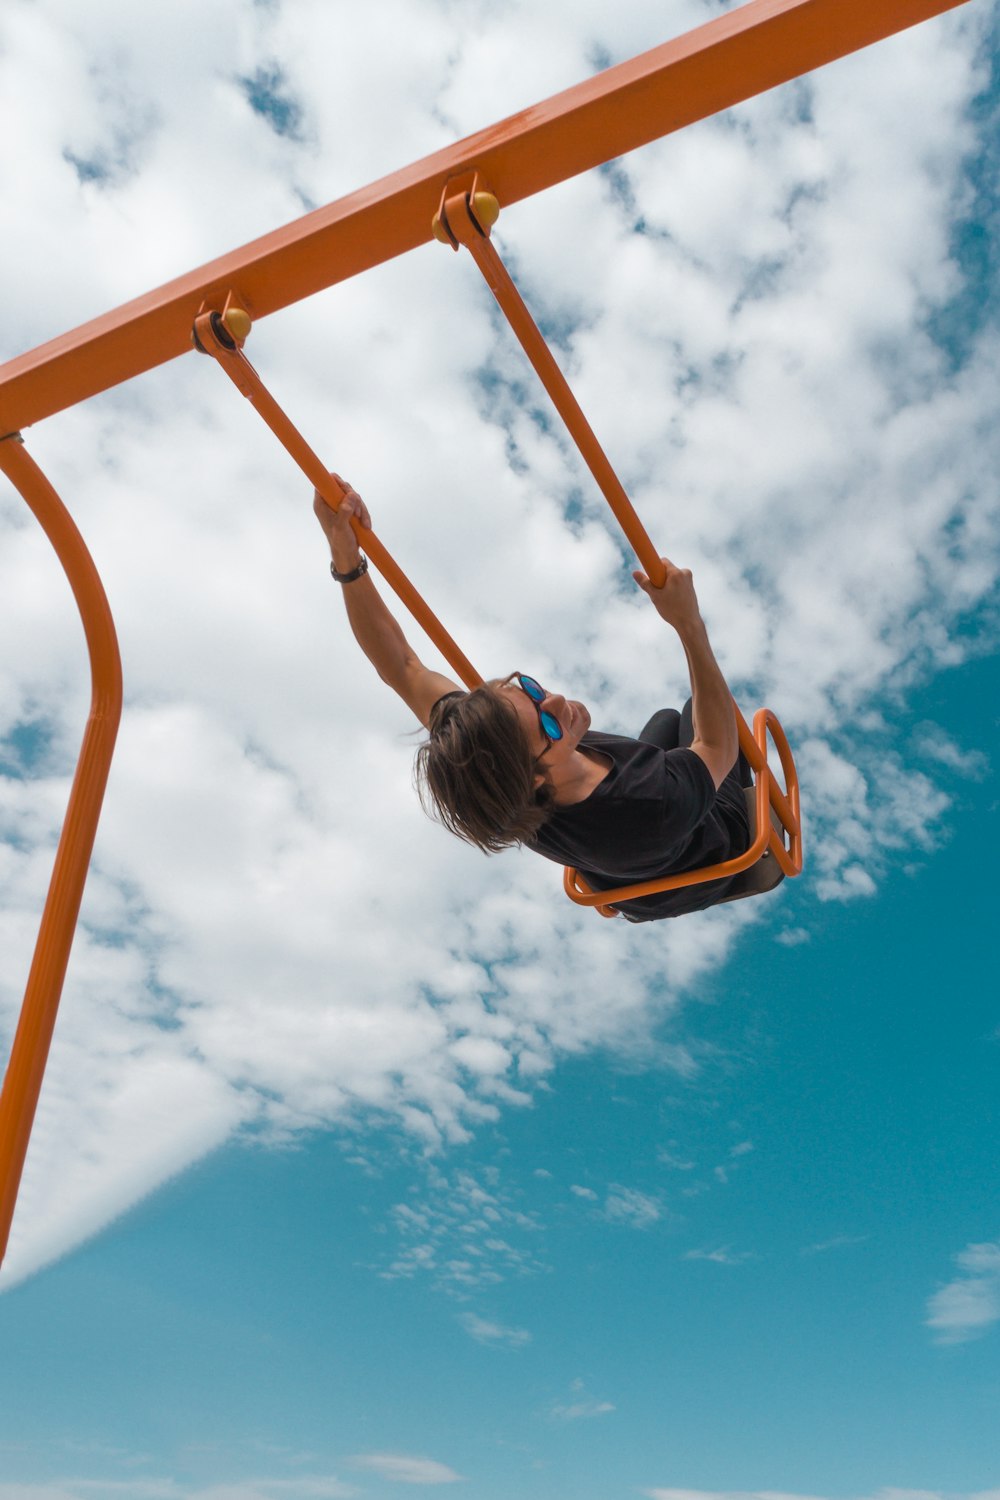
471, 192, 500, 230
223, 307, 252, 341
431, 213, 453, 245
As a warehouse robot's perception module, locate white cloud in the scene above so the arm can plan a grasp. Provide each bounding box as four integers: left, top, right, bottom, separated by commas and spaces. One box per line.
0, 1480, 354, 1500
684, 1247, 754, 1267
911, 724, 991, 779
801, 1234, 869, 1256
604, 1186, 662, 1229
642, 1492, 1000, 1500
549, 1378, 615, 1421
458, 1311, 531, 1349
657, 1146, 696, 1171
378, 1163, 546, 1292
349, 1452, 463, 1485
926, 1240, 1000, 1345
775, 927, 811, 947
2, 0, 999, 1284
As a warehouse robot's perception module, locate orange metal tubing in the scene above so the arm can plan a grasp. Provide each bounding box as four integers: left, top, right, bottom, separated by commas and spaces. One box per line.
0, 435, 123, 1266
564, 708, 802, 909
0, 0, 971, 434
433, 197, 802, 909
192, 310, 484, 692
441, 186, 668, 589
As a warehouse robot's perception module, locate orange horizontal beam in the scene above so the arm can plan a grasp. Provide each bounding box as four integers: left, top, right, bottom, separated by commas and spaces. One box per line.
0, 0, 968, 434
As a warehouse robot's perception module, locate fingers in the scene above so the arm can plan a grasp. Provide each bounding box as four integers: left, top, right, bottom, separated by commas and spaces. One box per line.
634, 558, 691, 586
312, 490, 334, 527
313, 476, 370, 528
337, 491, 372, 532
329, 474, 369, 526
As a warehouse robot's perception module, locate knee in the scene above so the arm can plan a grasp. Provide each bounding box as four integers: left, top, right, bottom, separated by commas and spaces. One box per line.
638, 708, 681, 750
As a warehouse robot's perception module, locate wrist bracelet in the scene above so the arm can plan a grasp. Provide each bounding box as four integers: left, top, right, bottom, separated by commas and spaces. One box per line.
330, 555, 369, 584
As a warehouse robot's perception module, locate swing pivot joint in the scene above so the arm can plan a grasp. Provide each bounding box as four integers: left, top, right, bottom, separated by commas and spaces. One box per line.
431, 171, 500, 250
191, 292, 253, 354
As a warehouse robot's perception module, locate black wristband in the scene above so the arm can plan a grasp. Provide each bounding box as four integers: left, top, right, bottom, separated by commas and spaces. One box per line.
330, 555, 369, 584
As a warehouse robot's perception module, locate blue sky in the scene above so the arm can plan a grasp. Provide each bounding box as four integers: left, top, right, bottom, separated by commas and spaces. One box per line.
2, 0, 1000, 1496
2, 642, 999, 1499
1, 659, 997, 1495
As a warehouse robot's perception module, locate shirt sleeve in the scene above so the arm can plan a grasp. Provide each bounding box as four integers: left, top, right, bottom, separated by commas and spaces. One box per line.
659, 747, 717, 841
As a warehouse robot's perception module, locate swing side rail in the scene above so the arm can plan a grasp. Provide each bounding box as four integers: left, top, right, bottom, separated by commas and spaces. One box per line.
0, 435, 123, 1266
565, 709, 802, 910
0, 0, 970, 435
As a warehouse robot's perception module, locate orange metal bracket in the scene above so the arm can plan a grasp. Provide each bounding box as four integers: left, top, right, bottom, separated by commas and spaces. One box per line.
433, 186, 803, 914
0, 435, 122, 1265
191, 305, 484, 692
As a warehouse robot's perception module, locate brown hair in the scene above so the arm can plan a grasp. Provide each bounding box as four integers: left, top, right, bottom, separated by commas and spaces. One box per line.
414, 683, 556, 854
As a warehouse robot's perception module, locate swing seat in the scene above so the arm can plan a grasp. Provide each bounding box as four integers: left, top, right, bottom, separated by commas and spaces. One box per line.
564, 706, 802, 917
718, 786, 788, 904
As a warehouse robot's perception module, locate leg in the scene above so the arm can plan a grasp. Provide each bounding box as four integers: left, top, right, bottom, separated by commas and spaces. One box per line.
638, 707, 681, 751
679, 697, 694, 748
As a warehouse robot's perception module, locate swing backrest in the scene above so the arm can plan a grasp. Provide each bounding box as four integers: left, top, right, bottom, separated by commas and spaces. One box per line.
718, 787, 788, 904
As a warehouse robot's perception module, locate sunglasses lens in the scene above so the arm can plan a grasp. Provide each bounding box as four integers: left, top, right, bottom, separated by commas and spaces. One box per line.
517, 675, 563, 743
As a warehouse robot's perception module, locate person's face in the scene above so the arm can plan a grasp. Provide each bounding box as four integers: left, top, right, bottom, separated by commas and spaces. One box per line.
499, 674, 592, 779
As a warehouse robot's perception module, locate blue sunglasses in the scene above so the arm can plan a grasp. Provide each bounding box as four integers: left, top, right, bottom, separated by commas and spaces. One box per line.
517, 673, 564, 744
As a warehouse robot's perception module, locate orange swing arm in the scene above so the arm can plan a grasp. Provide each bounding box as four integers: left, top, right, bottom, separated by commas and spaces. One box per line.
0, 435, 123, 1265
190, 302, 484, 693
433, 182, 803, 911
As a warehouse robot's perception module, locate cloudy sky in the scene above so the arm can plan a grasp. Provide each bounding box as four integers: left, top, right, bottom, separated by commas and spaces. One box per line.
1, 0, 999, 1495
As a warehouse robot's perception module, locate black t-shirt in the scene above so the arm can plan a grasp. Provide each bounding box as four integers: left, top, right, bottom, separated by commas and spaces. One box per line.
529, 732, 751, 921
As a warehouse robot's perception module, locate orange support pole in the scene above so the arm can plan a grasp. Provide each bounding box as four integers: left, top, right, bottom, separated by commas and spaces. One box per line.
191, 308, 484, 692
0, 435, 123, 1266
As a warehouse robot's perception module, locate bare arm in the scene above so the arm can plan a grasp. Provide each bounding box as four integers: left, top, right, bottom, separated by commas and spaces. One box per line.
314, 479, 460, 727
632, 558, 738, 789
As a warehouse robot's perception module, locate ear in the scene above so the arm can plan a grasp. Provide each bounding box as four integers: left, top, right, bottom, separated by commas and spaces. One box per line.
532, 770, 546, 791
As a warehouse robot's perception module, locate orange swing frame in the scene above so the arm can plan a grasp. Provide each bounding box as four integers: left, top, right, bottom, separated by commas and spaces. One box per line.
192, 191, 803, 915
0, 0, 972, 1264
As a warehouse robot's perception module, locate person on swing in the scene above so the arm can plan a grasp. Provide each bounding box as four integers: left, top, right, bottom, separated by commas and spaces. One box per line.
314, 479, 752, 921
